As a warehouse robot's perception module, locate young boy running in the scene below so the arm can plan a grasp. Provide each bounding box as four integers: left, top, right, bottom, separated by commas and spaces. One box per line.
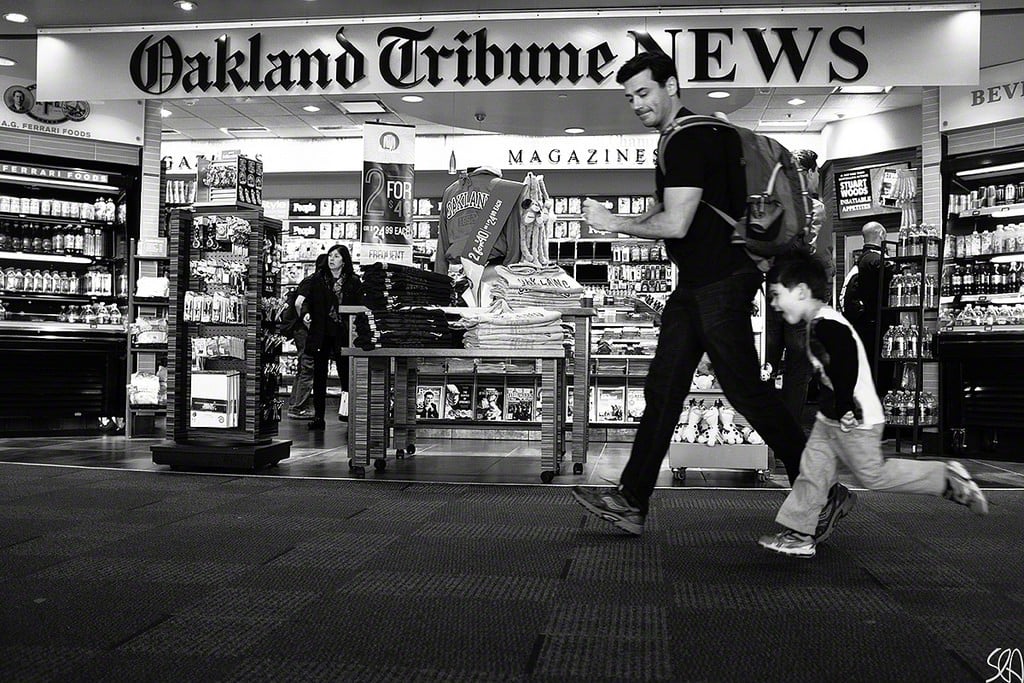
758, 253, 988, 559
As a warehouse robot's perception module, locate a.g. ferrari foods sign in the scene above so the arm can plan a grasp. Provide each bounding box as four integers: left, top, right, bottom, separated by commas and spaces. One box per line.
36, 6, 979, 100
1, 76, 144, 146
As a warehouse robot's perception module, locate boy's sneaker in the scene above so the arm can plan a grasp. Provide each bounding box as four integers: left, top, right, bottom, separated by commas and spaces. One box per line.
571, 485, 645, 535
943, 461, 989, 515
758, 529, 816, 558
814, 483, 857, 543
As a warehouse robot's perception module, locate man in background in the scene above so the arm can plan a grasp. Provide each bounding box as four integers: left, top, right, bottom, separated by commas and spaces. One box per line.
847, 221, 894, 398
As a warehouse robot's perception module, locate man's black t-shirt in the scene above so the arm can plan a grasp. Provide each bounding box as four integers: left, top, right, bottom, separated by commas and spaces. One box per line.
656, 109, 755, 286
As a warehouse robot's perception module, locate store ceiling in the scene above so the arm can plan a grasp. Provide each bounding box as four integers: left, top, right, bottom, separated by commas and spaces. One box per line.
0, 0, 1020, 140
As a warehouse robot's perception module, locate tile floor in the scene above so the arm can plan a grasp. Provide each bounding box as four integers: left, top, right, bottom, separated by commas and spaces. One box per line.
2, 415, 1023, 490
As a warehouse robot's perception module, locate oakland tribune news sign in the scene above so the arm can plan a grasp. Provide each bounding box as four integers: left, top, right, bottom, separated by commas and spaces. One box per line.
37, 7, 979, 101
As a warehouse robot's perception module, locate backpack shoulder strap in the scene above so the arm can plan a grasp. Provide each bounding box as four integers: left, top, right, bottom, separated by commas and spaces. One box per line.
657, 115, 739, 228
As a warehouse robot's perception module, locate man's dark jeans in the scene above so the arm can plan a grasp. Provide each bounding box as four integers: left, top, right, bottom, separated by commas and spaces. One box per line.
621, 270, 807, 513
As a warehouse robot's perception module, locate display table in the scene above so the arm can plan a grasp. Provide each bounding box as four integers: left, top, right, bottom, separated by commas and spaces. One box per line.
340, 347, 568, 482
337, 307, 594, 482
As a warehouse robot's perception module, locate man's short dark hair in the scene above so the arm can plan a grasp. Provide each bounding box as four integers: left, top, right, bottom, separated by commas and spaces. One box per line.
616, 51, 677, 87
767, 252, 829, 302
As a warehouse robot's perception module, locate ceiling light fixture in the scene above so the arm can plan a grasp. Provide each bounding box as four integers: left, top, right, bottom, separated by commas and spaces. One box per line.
160, 108, 172, 118
564, 127, 585, 135
339, 100, 386, 114
956, 161, 1024, 178
0, 57, 16, 67
302, 105, 320, 113
401, 95, 424, 103
173, 0, 198, 11
831, 85, 892, 95
707, 91, 730, 99
3, 12, 28, 23
757, 120, 809, 131
787, 98, 806, 106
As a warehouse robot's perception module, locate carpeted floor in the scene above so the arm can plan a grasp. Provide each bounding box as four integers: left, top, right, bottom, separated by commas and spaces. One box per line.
1, 462, 1020, 682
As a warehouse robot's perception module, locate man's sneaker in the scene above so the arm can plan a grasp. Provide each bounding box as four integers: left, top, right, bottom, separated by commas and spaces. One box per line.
758, 529, 816, 558
571, 485, 645, 535
287, 410, 313, 420
814, 483, 858, 543
943, 461, 989, 515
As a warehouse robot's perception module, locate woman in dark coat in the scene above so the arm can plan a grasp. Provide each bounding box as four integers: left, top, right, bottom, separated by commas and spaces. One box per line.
294, 244, 361, 430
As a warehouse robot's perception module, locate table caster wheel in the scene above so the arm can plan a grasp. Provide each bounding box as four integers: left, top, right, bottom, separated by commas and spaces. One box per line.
351, 466, 366, 478
540, 470, 555, 484
673, 468, 687, 482
573, 463, 584, 475
396, 449, 405, 460
757, 469, 773, 482
374, 458, 387, 472
406, 444, 416, 455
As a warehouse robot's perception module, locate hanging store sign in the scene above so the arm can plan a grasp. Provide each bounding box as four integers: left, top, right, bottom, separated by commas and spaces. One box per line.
36, 6, 979, 101
834, 162, 909, 219
360, 122, 415, 264
0, 161, 111, 185
0, 76, 145, 146
940, 59, 1024, 131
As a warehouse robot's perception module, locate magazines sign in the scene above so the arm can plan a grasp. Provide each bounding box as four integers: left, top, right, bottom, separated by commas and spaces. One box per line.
360, 122, 414, 264
835, 162, 908, 220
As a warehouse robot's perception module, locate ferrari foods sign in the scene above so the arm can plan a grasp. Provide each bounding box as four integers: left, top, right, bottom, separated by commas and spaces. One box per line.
36, 7, 980, 100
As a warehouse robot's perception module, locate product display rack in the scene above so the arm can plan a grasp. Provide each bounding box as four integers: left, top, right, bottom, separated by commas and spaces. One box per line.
125, 168, 178, 438
125, 239, 169, 438
936, 145, 1024, 460
667, 287, 772, 481
0, 152, 135, 436
151, 205, 290, 470
547, 194, 673, 308
878, 235, 942, 453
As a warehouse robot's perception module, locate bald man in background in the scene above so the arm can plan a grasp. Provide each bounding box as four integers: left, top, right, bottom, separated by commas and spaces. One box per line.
849, 221, 894, 398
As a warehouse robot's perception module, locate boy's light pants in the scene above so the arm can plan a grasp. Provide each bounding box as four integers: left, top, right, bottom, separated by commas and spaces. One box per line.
776, 420, 947, 536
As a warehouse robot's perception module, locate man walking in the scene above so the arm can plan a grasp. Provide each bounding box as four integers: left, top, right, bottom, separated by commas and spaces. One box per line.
572, 51, 853, 536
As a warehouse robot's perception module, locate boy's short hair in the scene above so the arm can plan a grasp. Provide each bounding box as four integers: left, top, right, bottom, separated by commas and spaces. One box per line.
616, 51, 677, 87
767, 252, 829, 301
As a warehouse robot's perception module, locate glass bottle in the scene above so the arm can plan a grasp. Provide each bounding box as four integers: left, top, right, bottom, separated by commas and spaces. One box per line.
41, 226, 52, 253
52, 227, 64, 254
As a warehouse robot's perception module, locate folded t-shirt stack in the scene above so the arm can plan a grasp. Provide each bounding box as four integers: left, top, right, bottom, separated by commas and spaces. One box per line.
454, 303, 568, 351
489, 263, 585, 309
353, 307, 463, 351
361, 261, 457, 310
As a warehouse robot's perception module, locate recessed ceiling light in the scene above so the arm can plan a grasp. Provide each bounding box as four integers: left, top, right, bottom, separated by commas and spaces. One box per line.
0, 57, 16, 67
787, 98, 806, 106
758, 120, 809, 131
831, 85, 892, 94
173, 0, 197, 11
338, 100, 386, 114
401, 95, 424, 103
302, 105, 320, 113
557, 93, 568, 100
564, 127, 585, 135
3, 13, 29, 23
707, 91, 731, 99
160, 108, 172, 118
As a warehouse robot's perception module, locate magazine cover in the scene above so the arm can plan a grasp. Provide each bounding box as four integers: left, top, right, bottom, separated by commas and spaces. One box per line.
475, 386, 504, 421
416, 385, 442, 420
596, 386, 625, 422
626, 387, 646, 422
443, 382, 474, 420
505, 387, 535, 421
